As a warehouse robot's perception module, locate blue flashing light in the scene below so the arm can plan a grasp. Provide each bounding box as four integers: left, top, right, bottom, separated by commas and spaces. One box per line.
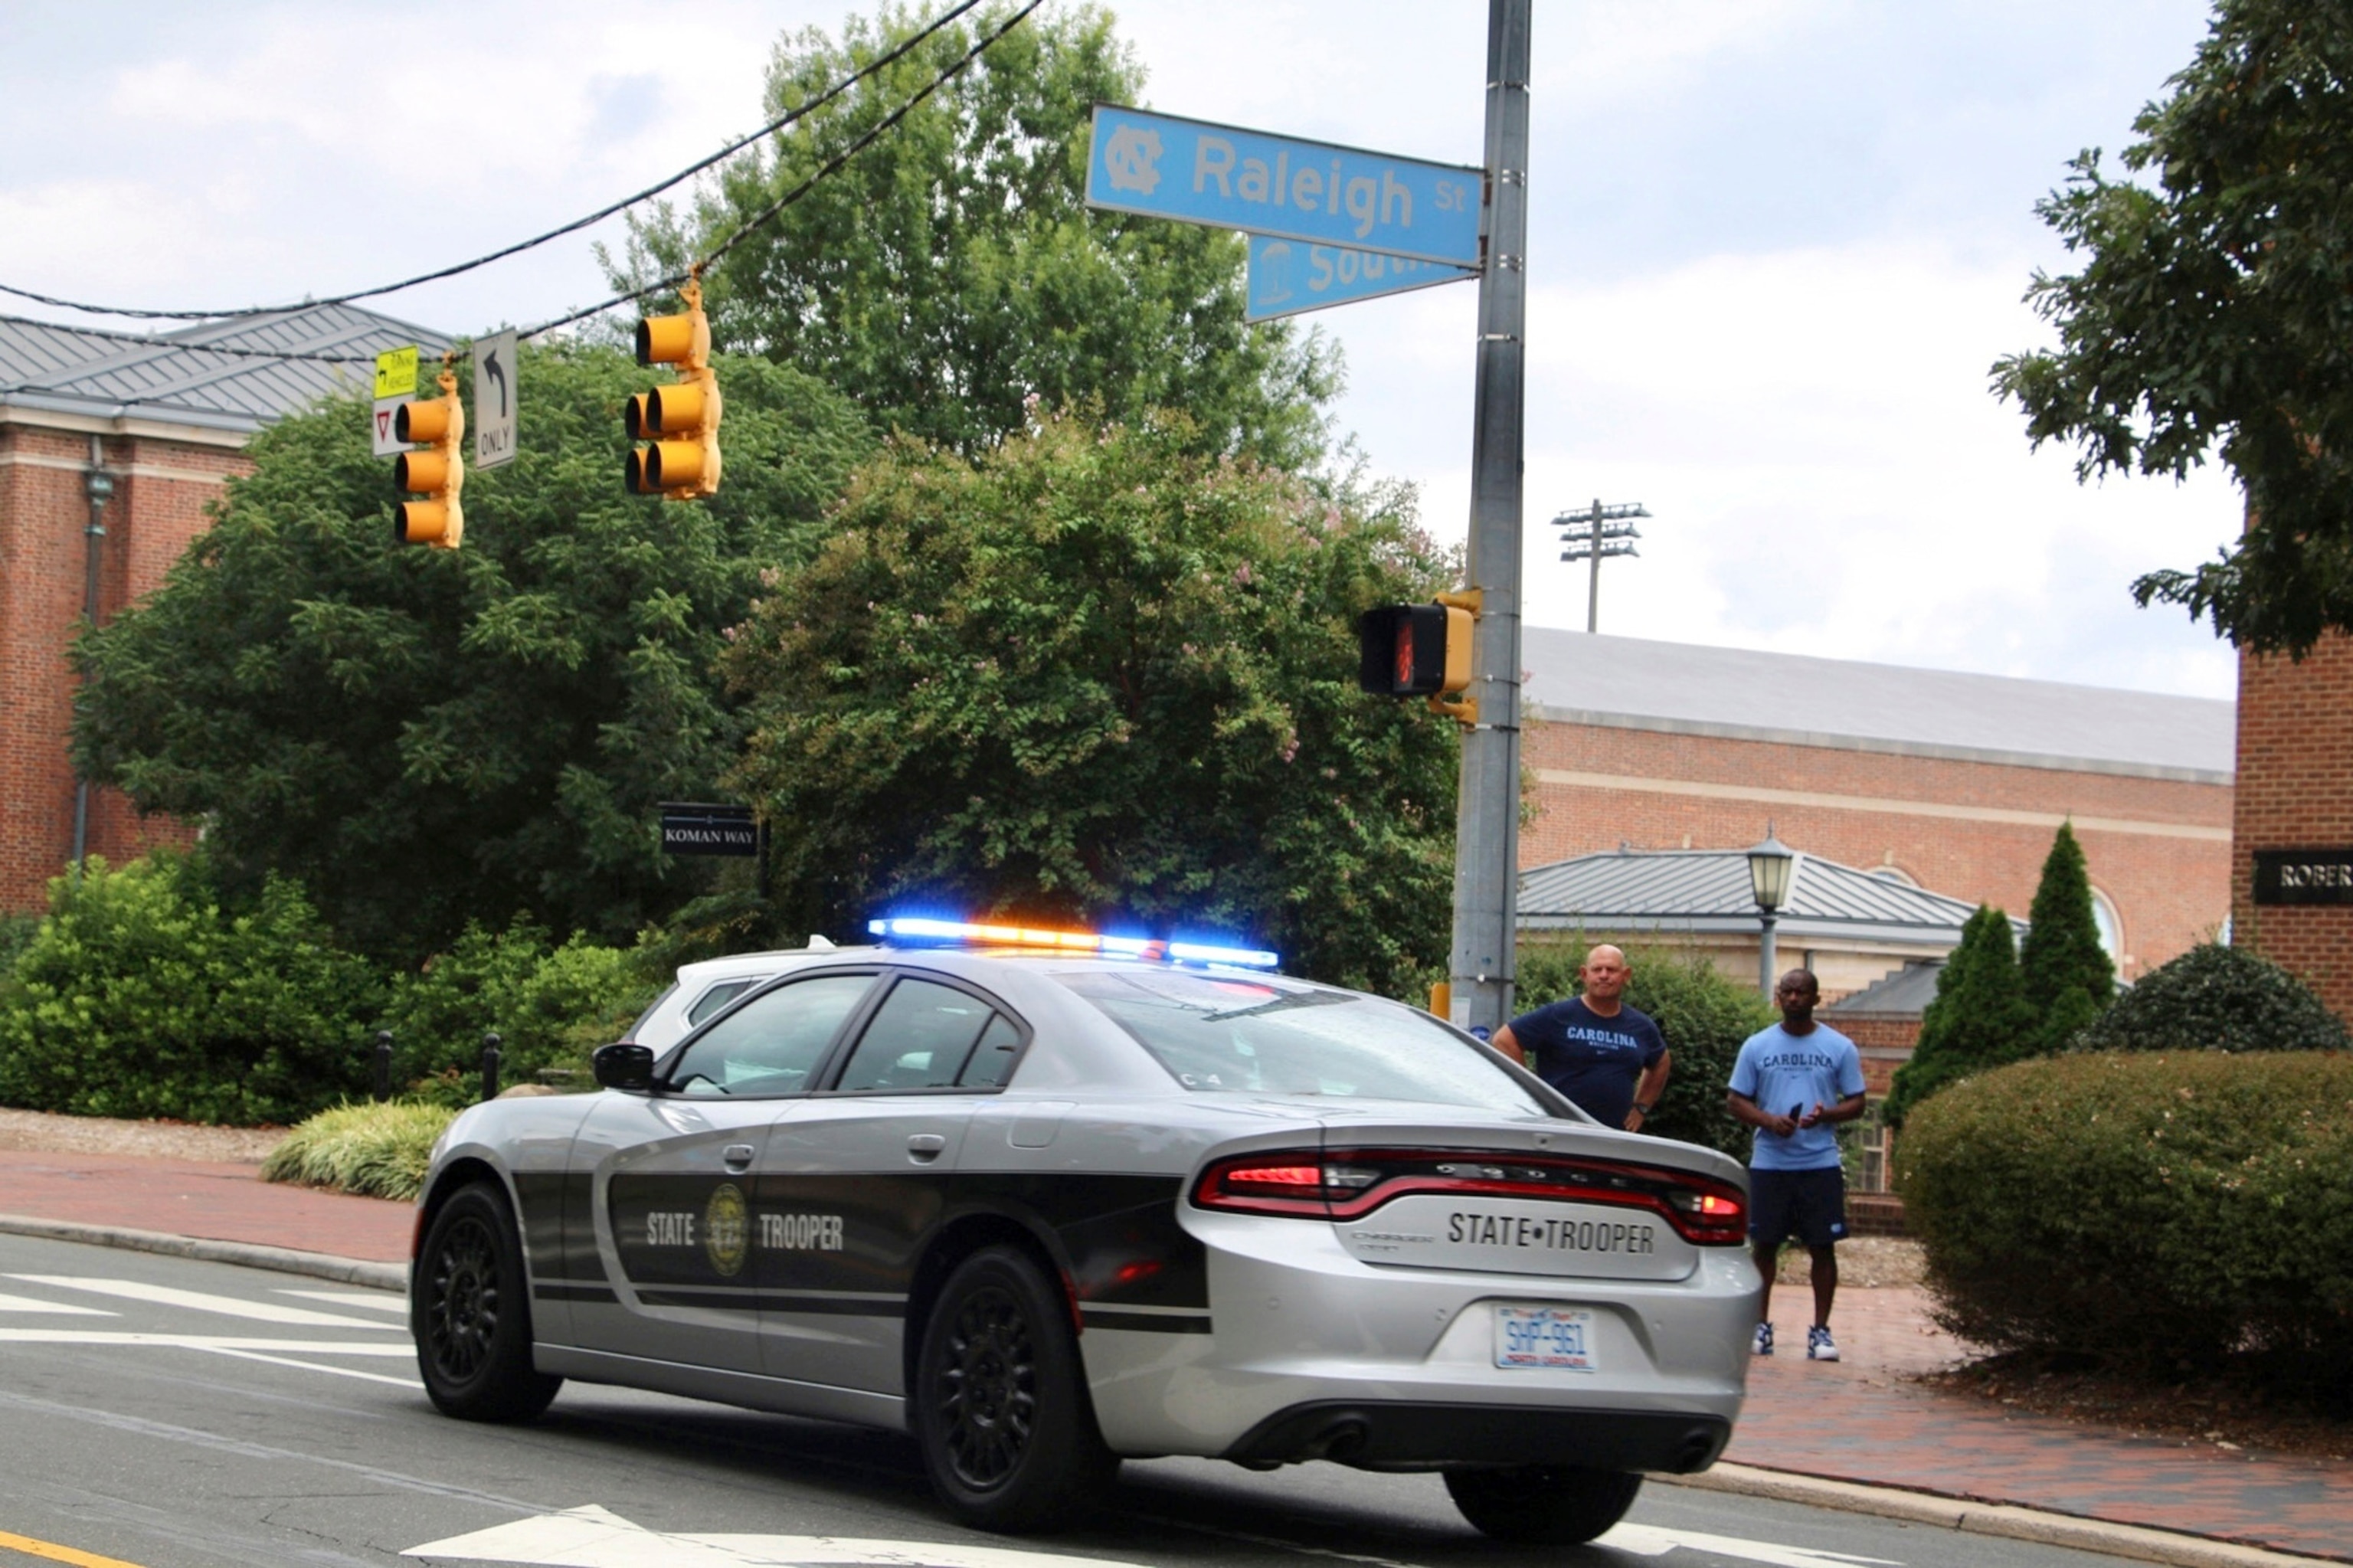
866, 916, 1278, 970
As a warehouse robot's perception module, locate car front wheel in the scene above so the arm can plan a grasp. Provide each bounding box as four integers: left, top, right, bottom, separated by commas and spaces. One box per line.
413, 1180, 561, 1422
1444, 1465, 1643, 1543
914, 1245, 1115, 1531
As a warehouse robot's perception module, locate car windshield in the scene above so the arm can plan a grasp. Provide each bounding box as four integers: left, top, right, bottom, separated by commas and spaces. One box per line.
1054, 968, 1545, 1114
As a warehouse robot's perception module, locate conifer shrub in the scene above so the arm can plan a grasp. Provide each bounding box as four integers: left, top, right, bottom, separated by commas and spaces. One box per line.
1516, 941, 1773, 1160
2018, 822, 2115, 1055
1894, 1052, 2353, 1396
2073, 943, 2348, 1055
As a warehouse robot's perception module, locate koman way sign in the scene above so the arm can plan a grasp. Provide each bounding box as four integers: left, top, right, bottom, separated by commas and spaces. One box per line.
1245, 234, 1476, 321
659, 802, 759, 858
1085, 104, 1482, 268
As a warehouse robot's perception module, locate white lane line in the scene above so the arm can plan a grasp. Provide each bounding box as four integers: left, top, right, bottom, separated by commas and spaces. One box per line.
8, 1275, 401, 1329
1601, 1524, 1901, 1566
0, 1329, 411, 1355
410, 1504, 1167, 1567
199, 1344, 422, 1388
0, 1288, 115, 1316
275, 1288, 407, 1314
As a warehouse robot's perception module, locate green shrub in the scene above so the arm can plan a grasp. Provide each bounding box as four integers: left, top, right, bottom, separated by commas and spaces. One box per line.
1516, 941, 1773, 1160
1883, 905, 2032, 1129
0, 853, 382, 1124
0, 912, 37, 979
2019, 822, 2115, 1055
261, 1099, 456, 1202
383, 917, 656, 1104
1894, 1052, 2353, 1393
2075, 943, 2348, 1055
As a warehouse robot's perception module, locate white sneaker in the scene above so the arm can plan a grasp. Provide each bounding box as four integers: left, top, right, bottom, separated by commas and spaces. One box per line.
1752, 1322, 1774, 1357
1806, 1325, 1840, 1361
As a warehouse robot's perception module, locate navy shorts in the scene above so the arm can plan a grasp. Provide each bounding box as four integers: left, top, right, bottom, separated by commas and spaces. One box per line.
1748, 1167, 1848, 1249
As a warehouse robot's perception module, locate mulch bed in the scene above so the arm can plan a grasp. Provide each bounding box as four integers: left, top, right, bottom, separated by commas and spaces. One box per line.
1921, 1350, 2353, 1465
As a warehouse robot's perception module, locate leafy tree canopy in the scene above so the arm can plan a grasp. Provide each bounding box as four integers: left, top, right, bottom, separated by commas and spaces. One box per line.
2020, 821, 2115, 1052
73, 343, 871, 963
2074, 940, 2349, 1052
1883, 904, 2032, 1129
1993, 0, 2353, 653
609, 2, 1340, 466
722, 408, 1457, 994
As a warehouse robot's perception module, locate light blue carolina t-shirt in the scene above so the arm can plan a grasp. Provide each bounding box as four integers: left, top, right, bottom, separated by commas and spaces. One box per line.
1727, 1023, 1865, 1172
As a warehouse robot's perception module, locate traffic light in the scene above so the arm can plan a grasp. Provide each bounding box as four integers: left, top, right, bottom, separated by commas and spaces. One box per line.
625, 272, 722, 499
1356, 590, 1480, 722
393, 366, 465, 549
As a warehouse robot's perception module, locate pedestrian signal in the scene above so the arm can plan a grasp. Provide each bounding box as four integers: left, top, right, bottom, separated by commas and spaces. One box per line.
624, 272, 722, 499
393, 366, 465, 549
1356, 592, 1479, 723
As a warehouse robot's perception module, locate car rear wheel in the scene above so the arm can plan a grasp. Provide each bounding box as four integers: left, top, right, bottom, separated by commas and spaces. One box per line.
915, 1245, 1115, 1531
1444, 1465, 1643, 1543
414, 1180, 561, 1422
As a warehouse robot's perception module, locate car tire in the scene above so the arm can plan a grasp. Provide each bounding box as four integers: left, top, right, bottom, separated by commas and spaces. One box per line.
914, 1244, 1116, 1532
1443, 1465, 1644, 1543
413, 1180, 561, 1422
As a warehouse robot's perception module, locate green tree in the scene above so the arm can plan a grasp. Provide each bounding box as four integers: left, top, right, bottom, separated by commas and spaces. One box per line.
0, 852, 383, 1125
722, 409, 1458, 995
1883, 905, 2031, 1129
2073, 941, 2350, 1053
1992, 0, 2353, 653
610, 2, 1339, 466
72, 343, 870, 962
2019, 821, 2115, 1052
1515, 941, 1774, 1161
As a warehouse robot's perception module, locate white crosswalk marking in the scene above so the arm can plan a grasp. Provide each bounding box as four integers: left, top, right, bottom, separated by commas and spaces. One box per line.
8, 1275, 401, 1329
275, 1288, 407, 1314
201, 1345, 421, 1387
0, 1288, 113, 1316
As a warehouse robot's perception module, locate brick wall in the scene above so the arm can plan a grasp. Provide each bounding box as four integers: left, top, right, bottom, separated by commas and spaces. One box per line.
1522, 718, 2233, 980
2232, 633, 2353, 1022
0, 421, 242, 912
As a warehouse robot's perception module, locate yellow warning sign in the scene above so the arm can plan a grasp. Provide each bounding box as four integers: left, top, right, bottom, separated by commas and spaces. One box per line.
373, 346, 419, 401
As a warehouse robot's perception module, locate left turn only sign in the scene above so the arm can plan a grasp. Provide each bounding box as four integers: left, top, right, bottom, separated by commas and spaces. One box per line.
472, 330, 518, 470
371, 346, 417, 457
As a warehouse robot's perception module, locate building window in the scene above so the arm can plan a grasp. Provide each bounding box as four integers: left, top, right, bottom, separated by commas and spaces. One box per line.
1847, 1101, 1893, 1194
2090, 886, 2122, 964
1867, 864, 1917, 887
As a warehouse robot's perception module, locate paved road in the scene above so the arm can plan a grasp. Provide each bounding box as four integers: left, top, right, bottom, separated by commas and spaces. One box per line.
0, 1233, 2140, 1568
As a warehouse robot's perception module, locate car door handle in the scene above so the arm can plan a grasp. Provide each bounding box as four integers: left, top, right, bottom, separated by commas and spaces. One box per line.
722, 1144, 757, 1171
906, 1134, 947, 1162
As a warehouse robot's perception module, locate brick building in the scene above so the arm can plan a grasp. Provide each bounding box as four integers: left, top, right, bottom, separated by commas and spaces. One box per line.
2231, 633, 2353, 1020
1519, 629, 2236, 984
0, 307, 444, 913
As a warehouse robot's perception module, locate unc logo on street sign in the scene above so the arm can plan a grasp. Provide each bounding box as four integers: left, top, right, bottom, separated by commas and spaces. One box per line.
1085, 103, 1482, 269
1247, 234, 1476, 321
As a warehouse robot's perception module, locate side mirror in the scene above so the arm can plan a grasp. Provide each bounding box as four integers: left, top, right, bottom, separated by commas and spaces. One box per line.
593, 1042, 656, 1092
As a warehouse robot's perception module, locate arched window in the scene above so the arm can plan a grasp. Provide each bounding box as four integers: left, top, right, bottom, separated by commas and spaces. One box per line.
2089, 887, 2122, 964
1867, 864, 1918, 887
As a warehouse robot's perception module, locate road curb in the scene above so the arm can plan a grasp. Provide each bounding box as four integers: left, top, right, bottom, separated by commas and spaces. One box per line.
1658, 1461, 2344, 1568
0, 1213, 406, 1293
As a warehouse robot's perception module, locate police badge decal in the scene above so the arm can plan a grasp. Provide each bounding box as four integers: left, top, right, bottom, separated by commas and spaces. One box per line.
704, 1183, 749, 1278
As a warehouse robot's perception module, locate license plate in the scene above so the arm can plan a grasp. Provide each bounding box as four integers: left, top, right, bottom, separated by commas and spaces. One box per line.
1494, 1304, 1599, 1371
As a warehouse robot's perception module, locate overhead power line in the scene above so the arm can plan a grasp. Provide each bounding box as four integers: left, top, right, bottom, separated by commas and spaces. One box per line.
0, 311, 379, 368
0, 0, 986, 324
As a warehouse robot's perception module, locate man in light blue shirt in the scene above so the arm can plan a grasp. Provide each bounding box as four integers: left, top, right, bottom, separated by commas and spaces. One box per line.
1726, 969, 1867, 1362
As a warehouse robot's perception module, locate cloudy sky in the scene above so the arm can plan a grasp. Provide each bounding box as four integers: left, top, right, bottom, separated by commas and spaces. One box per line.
0, 2, 2237, 698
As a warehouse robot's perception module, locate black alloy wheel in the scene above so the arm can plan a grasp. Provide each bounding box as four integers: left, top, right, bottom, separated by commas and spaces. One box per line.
915, 1246, 1114, 1530
1444, 1465, 1644, 1543
413, 1180, 561, 1422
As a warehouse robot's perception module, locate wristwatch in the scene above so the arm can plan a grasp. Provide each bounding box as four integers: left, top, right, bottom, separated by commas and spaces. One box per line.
1632, 1101, 1654, 1115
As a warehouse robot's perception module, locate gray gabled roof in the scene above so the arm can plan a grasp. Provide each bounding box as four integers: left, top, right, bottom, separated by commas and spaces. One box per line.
1823, 958, 1948, 1017
1519, 846, 2018, 950
1522, 627, 2234, 783
0, 305, 453, 436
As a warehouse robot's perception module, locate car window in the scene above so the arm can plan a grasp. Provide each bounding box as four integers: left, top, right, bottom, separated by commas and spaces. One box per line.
666, 974, 874, 1098
1053, 968, 1544, 1114
959, 1013, 1024, 1088
686, 977, 762, 1028
833, 978, 1000, 1092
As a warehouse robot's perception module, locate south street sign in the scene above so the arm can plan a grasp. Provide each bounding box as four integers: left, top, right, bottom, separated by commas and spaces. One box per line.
659, 802, 758, 858
1245, 234, 1476, 321
1085, 104, 1482, 268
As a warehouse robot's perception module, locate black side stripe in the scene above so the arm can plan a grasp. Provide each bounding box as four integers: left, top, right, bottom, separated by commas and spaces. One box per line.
534, 1282, 619, 1304
631, 1290, 911, 1317
1082, 1308, 1213, 1334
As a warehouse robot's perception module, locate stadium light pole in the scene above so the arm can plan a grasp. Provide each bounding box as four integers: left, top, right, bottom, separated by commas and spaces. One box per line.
1554, 499, 1648, 633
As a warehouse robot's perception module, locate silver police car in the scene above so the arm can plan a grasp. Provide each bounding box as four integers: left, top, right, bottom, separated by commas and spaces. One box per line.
410, 925, 1759, 1541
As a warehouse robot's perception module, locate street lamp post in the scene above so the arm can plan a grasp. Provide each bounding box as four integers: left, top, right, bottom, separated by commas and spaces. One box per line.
1746, 827, 1795, 996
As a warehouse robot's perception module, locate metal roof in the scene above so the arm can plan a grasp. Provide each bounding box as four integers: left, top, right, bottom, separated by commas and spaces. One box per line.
1519, 846, 2020, 950
0, 305, 452, 437
1823, 958, 1948, 1017
1522, 627, 2234, 783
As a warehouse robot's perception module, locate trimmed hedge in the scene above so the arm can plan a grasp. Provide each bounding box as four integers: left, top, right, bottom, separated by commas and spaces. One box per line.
2073, 942, 2348, 1055
1894, 1052, 2353, 1390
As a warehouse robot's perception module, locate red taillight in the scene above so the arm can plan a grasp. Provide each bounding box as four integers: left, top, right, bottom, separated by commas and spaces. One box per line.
1192, 1147, 1749, 1246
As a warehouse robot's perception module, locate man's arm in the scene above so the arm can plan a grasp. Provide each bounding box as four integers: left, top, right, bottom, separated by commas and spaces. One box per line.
1625, 1049, 1671, 1130
1491, 1023, 1526, 1066
1799, 1092, 1868, 1128
1726, 1088, 1797, 1139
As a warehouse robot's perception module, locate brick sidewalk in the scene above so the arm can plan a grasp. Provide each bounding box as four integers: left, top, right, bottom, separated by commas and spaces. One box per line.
2, 1149, 2348, 1558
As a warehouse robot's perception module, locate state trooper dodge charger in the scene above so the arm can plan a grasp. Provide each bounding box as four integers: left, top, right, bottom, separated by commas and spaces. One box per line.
410, 921, 1761, 1541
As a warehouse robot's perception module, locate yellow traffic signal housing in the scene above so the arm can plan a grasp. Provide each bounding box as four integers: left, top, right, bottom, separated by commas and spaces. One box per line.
1356, 589, 1480, 724
625, 273, 722, 499
393, 367, 465, 549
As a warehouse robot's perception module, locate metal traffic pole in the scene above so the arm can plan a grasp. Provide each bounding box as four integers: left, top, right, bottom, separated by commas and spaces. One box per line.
1450, 0, 1532, 1040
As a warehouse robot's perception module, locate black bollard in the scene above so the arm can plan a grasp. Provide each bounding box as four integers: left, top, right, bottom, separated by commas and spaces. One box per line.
480, 1033, 502, 1103
372, 1030, 394, 1102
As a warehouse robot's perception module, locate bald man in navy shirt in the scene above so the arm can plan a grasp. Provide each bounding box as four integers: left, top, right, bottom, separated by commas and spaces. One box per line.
1494, 945, 1673, 1131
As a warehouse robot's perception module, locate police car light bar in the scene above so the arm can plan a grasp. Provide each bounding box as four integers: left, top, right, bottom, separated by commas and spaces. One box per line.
866, 917, 1278, 970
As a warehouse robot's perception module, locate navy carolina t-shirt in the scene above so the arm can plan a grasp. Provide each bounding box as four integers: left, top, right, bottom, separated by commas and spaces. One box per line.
1508, 997, 1667, 1127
